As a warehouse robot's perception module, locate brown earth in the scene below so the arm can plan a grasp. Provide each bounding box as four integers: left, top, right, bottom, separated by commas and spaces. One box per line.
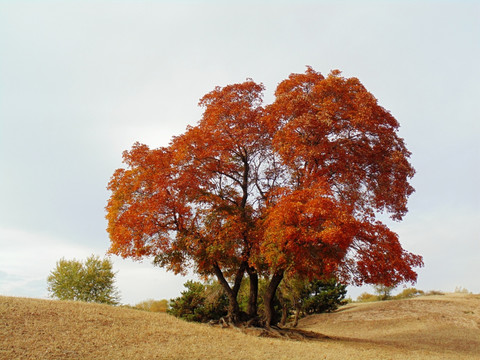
1, 293, 479, 359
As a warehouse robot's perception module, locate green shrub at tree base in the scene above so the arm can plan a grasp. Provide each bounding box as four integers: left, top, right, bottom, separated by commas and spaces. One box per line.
168, 281, 228, 322
301, 279, 348, 315
169, 277, 347, 324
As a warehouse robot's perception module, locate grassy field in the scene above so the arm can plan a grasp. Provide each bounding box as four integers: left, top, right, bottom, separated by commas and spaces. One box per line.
1, 293, 479, 359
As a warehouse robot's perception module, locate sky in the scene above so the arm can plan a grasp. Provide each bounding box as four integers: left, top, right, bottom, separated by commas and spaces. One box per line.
0, 1, 479, 305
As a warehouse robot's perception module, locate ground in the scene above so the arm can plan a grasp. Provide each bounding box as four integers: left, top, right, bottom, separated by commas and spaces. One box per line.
1, 293, 479, 359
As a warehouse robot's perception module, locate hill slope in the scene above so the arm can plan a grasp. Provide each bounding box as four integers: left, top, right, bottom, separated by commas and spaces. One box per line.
299, 293, 480, 358
1, 294, 479, 359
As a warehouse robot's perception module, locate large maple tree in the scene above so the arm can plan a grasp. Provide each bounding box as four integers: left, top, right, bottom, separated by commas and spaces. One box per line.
106, 67, 423, 326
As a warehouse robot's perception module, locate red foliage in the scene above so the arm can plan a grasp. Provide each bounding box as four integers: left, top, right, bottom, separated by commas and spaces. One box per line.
106, 67, 423, 308
260, 68, 421, 286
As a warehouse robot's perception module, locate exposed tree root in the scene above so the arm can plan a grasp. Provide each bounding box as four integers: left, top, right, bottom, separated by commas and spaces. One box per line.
209, 320, 330, 341
244, 326, 330, 341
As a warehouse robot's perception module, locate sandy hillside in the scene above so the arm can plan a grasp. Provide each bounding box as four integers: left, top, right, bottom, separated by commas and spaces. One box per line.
1, 294, 479, 360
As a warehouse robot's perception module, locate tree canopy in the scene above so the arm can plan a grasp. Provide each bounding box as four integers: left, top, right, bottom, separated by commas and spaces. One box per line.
106, 67, 423, 326
47, 255, 120, 305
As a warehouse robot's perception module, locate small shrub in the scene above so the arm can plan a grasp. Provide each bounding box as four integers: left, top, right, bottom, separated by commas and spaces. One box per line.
394, 288, 424, 300
373, 284, 395, 300
168, 281, 228, 322
454, 286, 471, 294
425, 290, 445, 296
277, 277, 348, 326
301, 279, 348, 314
356, 292, 379, 302
135, 299, 168, 312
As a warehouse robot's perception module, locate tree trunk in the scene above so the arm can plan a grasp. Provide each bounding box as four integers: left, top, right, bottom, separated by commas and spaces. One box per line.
222, 289, 240, 323
246, 267, 258, 318
213, 263, 245, 324
277, 287, 289, 326
263, 270, 284, 328
232, 261, 247, 298
280, 301, 288, 326
293, 304, 301, 327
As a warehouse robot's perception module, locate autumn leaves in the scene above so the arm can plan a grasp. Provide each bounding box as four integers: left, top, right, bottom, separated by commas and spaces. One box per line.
106, 67, 422, 326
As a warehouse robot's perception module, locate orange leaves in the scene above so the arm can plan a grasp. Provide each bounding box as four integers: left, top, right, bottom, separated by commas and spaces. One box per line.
105, 66, 422, 289
105, 144, 187, 261
106, 78, 271, 277
197, 81, 267, 158
261, 67, 420, 284
350, 221, 424, 286
269, 70, 415, 222
261, 183, 358, 276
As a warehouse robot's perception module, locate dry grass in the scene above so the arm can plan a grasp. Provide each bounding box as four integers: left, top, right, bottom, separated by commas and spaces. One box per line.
1, 293, 479, 359
299, 293, 480, 359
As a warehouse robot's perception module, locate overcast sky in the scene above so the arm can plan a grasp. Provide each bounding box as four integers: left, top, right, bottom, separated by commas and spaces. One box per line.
1, 1, 479, 305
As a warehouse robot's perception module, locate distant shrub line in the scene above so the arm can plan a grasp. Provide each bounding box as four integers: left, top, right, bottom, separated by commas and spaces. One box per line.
355, 287, 450, 303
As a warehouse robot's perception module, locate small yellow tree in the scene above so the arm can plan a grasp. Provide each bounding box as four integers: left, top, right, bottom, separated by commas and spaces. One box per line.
47, 255, 120, 305
134, 299, 168, 312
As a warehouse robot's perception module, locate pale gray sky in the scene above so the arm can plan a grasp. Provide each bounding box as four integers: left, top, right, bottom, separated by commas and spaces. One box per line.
1, 1, 479, 304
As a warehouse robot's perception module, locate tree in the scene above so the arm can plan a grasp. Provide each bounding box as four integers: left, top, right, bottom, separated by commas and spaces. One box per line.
47, 255, 120, 305
107, 81, 269, 323
106, 67, 423, 327
373, 284, 395, 300
259, 68, 423, 325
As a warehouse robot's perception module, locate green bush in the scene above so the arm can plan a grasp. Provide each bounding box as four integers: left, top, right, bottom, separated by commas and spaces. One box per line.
169, 277, 347, 324
168, 281, 228, 322
276, 277, 347, 326
301, 279, 347, 314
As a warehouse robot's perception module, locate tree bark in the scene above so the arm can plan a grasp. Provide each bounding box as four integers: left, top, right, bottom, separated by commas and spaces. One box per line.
213, 262, 245, 324
232, 261, 247, 298
263, 270, 284, 328
293, 304, 301, 327
246, 266, 258, 318
280, 300, 288, 326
